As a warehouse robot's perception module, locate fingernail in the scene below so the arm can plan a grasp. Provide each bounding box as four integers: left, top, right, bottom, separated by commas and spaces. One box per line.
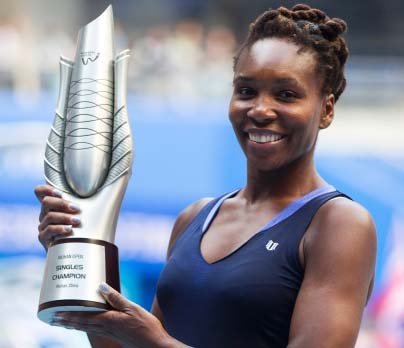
69, 203, 80, 212
64, 225, 72, 232
53, 189, 62, 198
98, 282, 110, 295
71, 217, 81, 225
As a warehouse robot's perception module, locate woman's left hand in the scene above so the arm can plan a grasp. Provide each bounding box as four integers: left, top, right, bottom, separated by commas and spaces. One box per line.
51, 283, 184, 348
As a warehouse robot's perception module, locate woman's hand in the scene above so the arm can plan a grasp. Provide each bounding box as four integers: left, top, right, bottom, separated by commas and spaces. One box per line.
34, 184, 81, 250
51, 283, 188, 348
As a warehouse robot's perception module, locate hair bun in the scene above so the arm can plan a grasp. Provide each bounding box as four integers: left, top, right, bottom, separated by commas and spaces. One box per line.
311, 9, 327, 22
265, 9, 279, 21
293, 10, 310, 21
291, 6, 327, 23
319, 19, 346, 40
250, 9, 278, 32
331, 18, 348, 33
292, 3, 311, 11
278, 7, 293, 18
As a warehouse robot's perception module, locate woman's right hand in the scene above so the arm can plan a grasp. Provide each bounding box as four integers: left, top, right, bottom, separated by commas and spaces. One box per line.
34, 184, 81, 251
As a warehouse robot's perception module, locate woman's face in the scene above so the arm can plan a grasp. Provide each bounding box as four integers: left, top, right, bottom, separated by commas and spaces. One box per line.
229, 38, 334, 173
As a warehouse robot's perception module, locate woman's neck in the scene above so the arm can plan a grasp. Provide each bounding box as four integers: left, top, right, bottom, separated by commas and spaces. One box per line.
243, 154, 327, 204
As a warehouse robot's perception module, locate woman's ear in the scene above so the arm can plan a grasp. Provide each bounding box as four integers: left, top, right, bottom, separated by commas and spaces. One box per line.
319, 94, 335, 129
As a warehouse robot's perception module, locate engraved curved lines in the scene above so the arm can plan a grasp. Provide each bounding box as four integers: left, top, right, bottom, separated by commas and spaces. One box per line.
99, 104, 132, 189
44, 157, 61, 173
101, 168, 130, 189
66, 127, 112, 141
112, 106, 130, 143
51, 126, 62, 137
64, 141, 111, 153
109, 105, 132, 170
109, 149, 132, 170
44, 111, 72, 194
112, 134, 130, 152
67, 113, 113, 127
68, 89, 113, 102
67, 100, 113, 113
113, 105, 125, 120
53, 121, 65, 134
44, 143, 71, 192
44, 174, 71, 193
48, 130, 63, 147
69, 78, 113, 89
55, 110, 64, 120
46, 144, 61, 159
45, 157, 62, 173
113, 118, 128, 134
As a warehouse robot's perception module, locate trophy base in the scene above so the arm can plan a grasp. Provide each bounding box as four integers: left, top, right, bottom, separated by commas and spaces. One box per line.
37, 238, 120, 325
38, 300, 109, 324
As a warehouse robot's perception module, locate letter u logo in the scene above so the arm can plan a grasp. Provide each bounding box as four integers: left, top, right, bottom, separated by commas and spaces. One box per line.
266, 240, 279, 251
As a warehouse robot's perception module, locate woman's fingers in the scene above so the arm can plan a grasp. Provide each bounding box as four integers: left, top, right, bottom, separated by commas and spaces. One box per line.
34, 185, 62, 202
39, 196, 80, 222
51, 311, 118, 337
35, 185, 82, 250
38, 224, 74, 249
38, 212, 81, 248
98, 283, 136, 314
38, 211, 81, 231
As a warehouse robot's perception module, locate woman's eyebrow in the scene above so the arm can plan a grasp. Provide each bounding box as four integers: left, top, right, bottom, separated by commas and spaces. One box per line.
233, 75, 302, 87
233, 75, 254, 84
273, 77, 301, 86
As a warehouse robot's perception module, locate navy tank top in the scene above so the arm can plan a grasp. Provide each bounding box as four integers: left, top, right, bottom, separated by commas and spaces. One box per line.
157, 186, 349, 348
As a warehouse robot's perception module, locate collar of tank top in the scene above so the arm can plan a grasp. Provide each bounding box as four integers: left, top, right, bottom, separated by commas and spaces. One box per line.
202, 185, 336, 234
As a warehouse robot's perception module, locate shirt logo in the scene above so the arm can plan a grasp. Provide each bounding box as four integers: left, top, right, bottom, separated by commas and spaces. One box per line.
265, 240, 279, 251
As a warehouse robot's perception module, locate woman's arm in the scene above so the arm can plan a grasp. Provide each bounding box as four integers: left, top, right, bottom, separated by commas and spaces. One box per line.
287, 198, 377, 348
87, 335, 124, 348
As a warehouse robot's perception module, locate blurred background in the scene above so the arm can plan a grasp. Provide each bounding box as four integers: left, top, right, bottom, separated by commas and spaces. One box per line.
0, 0, 403, 347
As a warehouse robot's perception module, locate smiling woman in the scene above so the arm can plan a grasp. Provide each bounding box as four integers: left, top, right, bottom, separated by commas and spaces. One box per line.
229, 38, 333, 172
35, 3, 376, 348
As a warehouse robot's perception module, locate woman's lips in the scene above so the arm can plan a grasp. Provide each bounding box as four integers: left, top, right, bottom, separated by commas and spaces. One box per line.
245, 129, 287, 144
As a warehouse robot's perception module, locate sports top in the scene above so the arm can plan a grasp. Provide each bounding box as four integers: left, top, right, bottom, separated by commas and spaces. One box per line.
156, 186, 348, 348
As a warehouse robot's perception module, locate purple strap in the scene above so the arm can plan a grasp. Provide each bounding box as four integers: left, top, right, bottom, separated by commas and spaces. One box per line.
202, 185, 336, 234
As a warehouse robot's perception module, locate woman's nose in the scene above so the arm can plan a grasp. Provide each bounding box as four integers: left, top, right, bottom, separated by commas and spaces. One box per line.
246, 95, 277, 124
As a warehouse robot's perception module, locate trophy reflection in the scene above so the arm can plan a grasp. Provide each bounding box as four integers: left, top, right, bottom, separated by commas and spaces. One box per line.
37, 5, 133, 324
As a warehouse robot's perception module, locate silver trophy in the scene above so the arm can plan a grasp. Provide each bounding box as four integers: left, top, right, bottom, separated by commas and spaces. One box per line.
37, 5, 133, 324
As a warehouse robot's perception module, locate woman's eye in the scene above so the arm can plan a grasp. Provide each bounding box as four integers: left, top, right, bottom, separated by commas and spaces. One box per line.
277, 90, 298, 100
236, 87, 256, 98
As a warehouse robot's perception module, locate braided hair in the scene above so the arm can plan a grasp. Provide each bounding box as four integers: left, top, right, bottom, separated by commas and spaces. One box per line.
234, 3, 349, 101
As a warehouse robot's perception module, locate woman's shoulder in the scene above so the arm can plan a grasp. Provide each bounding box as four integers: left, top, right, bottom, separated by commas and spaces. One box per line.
166, 197, 214, 258
173, 198, 215, 236
316, 195, 375, 233
305, 195, 377, 267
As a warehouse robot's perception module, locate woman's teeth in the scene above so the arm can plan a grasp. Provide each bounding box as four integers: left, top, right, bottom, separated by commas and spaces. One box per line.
248, 133, 283, 143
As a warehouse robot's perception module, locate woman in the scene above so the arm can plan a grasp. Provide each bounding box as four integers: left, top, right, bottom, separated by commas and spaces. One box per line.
35, 4, 376, 348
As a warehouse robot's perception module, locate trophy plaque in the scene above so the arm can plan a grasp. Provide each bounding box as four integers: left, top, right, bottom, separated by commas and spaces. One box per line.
37, 5, 133, 324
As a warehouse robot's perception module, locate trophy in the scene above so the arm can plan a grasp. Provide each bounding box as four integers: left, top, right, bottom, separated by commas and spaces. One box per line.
37, 5, 133, 324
